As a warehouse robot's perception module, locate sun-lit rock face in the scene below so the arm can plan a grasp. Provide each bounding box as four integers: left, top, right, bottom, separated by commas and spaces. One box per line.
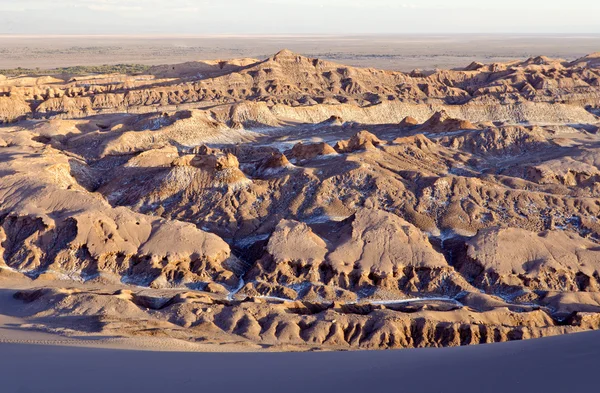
0, 132, 242, 289
289, 141, 337, 161
334, 130, 384, 153
2, 50, 600, 124
245, 209, 471, 301
459, 227, 600, 293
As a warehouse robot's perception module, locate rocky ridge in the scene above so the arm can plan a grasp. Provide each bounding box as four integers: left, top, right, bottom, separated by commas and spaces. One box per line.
1, 51, 600, 350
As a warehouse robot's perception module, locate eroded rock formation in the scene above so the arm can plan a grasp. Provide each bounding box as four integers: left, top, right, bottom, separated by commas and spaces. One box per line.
2, 50, 600, 350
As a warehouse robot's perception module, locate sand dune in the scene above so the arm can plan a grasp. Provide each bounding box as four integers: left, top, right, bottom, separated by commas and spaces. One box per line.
2, 330, 600, 393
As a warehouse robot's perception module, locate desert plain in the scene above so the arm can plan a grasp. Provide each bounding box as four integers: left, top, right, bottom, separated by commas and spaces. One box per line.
1, 34, 600, 71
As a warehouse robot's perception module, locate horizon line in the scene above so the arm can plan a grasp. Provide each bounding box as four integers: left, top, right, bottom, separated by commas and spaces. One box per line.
2, 33, 600, 38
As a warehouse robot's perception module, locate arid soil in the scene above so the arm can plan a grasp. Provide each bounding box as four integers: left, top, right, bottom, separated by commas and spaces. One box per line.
2, 34, 600, 71
1, 49, 600, 351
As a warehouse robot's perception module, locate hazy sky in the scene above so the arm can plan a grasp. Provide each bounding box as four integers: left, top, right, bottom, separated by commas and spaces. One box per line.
0, 0, 599, 34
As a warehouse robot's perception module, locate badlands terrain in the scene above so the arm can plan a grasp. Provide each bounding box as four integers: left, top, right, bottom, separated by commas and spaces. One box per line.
1, 49, 600, 351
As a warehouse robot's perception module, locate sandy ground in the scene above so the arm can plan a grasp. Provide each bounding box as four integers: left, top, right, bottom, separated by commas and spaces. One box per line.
0, 277, 265, 353
1, 34, 600, 71
0, 330, 598, 393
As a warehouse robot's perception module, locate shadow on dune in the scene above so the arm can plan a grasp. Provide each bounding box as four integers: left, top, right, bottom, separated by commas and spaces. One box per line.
1, 330, 600, 393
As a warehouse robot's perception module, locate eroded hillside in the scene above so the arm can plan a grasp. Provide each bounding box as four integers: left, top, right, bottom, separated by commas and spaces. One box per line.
1, 51, 600, 350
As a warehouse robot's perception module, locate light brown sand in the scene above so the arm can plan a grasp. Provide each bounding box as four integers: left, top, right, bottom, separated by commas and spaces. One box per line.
0, 278, 259, 353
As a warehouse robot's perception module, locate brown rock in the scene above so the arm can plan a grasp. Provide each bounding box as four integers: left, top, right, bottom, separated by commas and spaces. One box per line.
289, 141, 336, 161
334, 130, 383, 153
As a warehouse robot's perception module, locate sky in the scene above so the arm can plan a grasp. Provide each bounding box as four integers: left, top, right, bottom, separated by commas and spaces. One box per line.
0, 0, 599, 35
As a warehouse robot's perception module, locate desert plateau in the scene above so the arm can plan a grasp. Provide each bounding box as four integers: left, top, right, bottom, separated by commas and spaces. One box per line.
0, 46, 600, 359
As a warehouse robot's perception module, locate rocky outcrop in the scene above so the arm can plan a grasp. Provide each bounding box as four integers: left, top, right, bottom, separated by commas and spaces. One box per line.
12, 285, 581, 350
100, 110, 252, 158
249, 151, 293, 177
418, 111, 479, 133
245, 209, 472, 300
0, 96, 30, 123
334, 130, 383, 153
0, 131, 241, 289
288, 141, 337, 161
148, 58, 260, 79
1, 50, 598, 124
399, 116, 419, 128
502, 148, 600, 189
438, 124, 548, 155
455, 227, 600, 293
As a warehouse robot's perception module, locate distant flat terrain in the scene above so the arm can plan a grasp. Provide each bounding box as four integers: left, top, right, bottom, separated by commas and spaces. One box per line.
1, 34, 600, 71
2, 330, 599, 393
